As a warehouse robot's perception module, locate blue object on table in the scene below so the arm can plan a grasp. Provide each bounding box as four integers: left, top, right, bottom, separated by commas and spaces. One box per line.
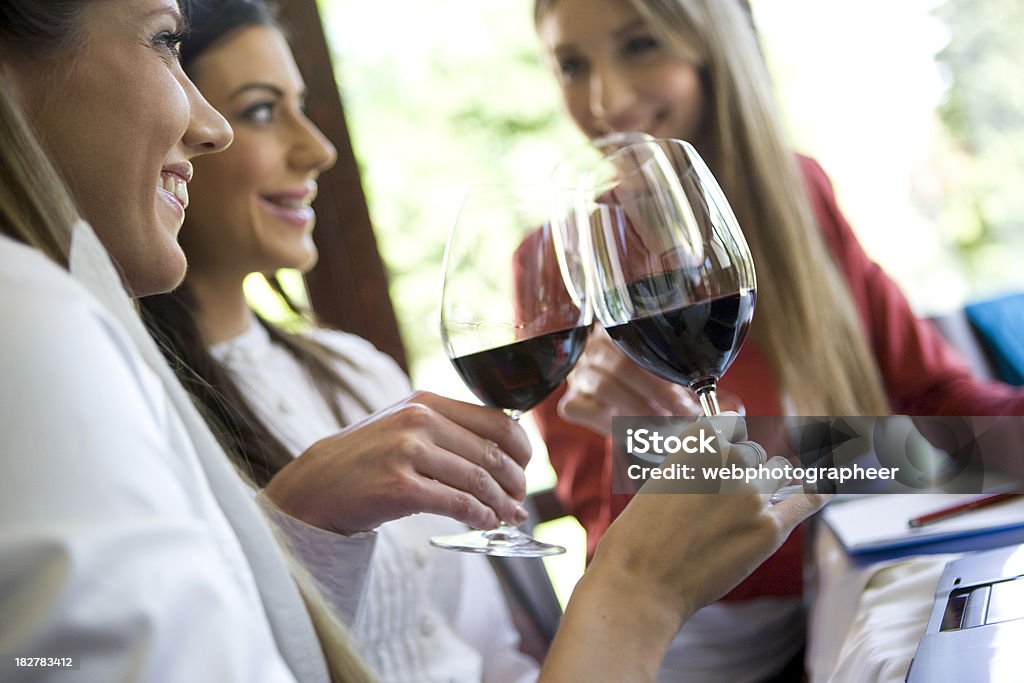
965, 293, 1024, 385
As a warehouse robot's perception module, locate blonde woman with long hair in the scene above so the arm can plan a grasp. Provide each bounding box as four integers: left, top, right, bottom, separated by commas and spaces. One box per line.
532, 0, 1024, 680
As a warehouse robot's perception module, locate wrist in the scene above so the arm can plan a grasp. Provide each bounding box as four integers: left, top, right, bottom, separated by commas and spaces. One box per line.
543, 562, 691, 682
262, 469, 333, 532
581, 554, 693, 633
261, 483, 373, 537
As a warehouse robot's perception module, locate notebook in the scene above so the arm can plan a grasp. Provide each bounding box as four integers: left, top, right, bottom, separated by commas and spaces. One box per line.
822, 494, 1024, 555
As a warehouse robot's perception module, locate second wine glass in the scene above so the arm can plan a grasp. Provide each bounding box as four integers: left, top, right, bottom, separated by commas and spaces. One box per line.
433, 184, 591, 556
579, 138, 756, 417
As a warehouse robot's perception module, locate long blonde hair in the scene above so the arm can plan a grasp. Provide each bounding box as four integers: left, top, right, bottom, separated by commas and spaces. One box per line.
536, 0, 890, 415
0, 3, 375, 680
0, 79, 75, 264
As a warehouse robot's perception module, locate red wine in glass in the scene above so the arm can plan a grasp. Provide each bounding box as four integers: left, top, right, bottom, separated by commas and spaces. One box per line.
434, 183, 590, 556
605, 286, 756, 395
583, 139, 803, 501
451, 325, 591, 416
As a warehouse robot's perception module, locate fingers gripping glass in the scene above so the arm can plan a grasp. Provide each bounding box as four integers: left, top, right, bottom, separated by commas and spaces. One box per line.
432, 184, 591, 557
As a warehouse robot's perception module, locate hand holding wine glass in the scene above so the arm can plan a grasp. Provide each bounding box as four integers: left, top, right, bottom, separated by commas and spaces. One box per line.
433, 183, 591, 556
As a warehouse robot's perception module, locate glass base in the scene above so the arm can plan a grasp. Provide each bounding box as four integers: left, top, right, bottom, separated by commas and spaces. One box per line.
768, 483, 806, 505
430, 525, 566, 557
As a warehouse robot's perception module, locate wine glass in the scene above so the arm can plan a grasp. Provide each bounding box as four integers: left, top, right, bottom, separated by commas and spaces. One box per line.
579, 138, 755, 417
554, 133, 754, 416
580, 139, 804, 501
432, 184, 591, 556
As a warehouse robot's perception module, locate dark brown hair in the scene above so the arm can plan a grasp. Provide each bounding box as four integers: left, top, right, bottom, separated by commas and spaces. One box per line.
142, 282, 374, 487
0, 1, 88, 56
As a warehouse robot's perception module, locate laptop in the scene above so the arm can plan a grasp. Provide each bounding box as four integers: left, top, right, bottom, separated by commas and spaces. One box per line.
907, 543, 1024, 682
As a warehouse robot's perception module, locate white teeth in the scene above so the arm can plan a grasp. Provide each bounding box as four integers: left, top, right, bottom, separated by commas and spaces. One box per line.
265, 196, 311, 210
159, 173, 189, 209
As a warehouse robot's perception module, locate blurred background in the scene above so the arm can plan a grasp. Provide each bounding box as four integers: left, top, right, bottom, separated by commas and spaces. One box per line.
252, 0, 1024, 603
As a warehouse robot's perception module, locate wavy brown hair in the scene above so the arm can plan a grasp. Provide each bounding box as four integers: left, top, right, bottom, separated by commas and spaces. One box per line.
141, 279, 374, 486
0, 80, 76, 264
0, 0, 85, 262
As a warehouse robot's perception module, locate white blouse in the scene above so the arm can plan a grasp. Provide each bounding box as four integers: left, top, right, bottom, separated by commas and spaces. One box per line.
0, 227, 326, 682
211, 322, 539, 683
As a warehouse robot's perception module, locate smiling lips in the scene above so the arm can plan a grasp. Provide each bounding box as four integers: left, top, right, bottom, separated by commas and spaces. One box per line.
605, 111, 663, 137
259, 184, 317, 228
159, 172, 189, 209
159, 162, 193, 212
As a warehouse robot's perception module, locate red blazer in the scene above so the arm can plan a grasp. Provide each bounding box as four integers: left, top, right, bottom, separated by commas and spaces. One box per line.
530, 155, 1024, 599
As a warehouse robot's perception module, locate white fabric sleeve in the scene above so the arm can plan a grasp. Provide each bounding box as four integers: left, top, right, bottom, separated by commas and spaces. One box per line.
0, 278, 298, 683
256, 492, 377, 627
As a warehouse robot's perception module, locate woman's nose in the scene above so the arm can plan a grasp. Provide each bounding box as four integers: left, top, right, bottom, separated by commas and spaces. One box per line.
182, 77, 233, 156
589, 63, 636, 125
290, 113, 337, 174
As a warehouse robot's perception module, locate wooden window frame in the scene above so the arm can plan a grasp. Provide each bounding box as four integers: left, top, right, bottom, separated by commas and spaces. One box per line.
277, 0, 409, 372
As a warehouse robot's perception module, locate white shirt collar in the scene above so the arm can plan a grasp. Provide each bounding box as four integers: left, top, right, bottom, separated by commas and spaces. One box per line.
210, 317, 272, 365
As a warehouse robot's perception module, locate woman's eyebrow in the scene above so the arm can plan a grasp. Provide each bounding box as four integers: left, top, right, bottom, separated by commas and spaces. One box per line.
613, 18, 649, 39
551, 44, 580, 58
144, 5, 187, 32
229, 83, 285, 100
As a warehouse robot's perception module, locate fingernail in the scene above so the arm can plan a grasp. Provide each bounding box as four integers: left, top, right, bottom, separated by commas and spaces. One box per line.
514, 504, 529, 524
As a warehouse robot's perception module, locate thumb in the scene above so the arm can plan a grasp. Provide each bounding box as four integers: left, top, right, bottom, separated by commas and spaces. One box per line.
769, 492, 830, 533
702, 412, 747, 444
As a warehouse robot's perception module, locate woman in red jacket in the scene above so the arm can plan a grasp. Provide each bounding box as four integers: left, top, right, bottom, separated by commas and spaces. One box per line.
533, 0, 1024, 680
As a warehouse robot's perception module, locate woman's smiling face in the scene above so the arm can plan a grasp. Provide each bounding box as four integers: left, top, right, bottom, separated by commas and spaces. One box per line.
7, 0, 233, 296
179, 24, 337, 280
4, 0, 232, 292
538, 0, 707, 144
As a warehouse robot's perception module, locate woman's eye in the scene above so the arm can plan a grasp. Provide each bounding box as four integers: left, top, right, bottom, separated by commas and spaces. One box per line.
559, 57, 586, 81
153, 30, 184, 60
241, 102, 275, 124
623, 35, 659, 56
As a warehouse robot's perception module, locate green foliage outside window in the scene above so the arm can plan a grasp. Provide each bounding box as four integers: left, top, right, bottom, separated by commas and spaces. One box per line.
934, 0, 1024, 286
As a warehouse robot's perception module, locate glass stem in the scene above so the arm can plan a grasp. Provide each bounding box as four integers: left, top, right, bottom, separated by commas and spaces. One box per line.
691, 378, 720, 416
500, 409, 525, 533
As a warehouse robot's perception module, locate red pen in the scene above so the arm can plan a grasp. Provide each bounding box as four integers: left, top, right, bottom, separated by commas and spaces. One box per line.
907, 493, 1021, 528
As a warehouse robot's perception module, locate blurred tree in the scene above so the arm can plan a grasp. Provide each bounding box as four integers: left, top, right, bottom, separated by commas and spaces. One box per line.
318, 0, 577, 382
934, 0, 1024, 291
